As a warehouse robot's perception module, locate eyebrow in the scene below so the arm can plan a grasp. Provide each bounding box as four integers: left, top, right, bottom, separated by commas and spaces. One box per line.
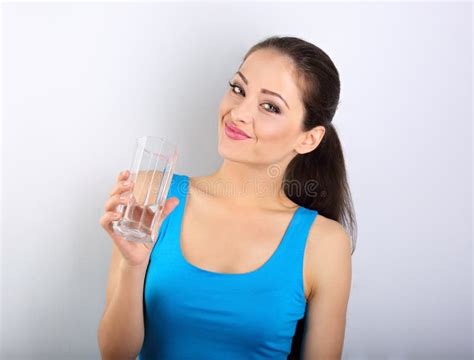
235, 71, 290, 110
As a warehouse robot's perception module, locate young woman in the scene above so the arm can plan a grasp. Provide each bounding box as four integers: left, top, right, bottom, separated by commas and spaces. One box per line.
98, 35, 357, 360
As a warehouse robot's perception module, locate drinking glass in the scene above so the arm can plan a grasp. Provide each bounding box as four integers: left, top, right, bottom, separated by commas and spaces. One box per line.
113, 136, 178, 244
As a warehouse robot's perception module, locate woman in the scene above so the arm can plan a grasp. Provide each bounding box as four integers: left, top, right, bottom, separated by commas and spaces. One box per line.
98, 35, 357, 360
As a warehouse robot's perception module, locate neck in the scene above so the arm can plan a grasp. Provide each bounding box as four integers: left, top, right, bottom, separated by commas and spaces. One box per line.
198, 159, 296, 211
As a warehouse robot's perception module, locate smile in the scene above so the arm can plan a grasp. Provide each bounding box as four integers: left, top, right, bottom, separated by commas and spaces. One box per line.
224, 122, 251, 140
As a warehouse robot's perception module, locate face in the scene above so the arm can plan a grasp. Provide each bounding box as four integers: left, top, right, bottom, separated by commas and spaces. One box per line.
218, 48, 314, 169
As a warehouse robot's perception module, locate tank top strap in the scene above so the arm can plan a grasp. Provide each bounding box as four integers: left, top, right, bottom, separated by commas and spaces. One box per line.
166, 172, 188, 228
165, 172, 187, 202
150, 172, 187, 257
269, 206, 319, 278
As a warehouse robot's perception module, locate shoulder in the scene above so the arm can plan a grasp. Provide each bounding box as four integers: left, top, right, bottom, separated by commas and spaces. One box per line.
305, 212, 352, 300
309, 213, 351, 248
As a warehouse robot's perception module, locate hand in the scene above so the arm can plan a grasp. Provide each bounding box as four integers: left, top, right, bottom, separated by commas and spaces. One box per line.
99, 169, 180, 267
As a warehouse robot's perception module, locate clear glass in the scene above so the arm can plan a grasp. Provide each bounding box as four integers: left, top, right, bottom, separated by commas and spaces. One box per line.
113, 136, 178, 244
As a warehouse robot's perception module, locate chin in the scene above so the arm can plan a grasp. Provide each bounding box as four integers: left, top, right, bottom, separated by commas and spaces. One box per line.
217, 143, 246, 162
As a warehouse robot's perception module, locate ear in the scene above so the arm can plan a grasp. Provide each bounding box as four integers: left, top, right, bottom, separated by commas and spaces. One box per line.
294, 126, 326, 155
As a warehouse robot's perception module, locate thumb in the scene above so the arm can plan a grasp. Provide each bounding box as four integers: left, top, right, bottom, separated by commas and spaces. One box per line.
161, 197, 180, 217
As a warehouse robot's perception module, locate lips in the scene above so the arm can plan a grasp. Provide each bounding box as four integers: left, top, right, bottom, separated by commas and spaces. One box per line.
225, 122, 250, 138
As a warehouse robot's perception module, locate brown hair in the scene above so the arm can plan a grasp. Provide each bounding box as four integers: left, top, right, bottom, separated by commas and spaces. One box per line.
241, 35, 357, 358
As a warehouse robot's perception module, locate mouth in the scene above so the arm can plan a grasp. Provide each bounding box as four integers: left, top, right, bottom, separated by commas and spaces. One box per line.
224, 121, 251, 140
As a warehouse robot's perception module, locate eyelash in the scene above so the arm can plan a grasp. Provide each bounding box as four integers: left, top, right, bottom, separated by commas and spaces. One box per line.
228, 81, 281, 114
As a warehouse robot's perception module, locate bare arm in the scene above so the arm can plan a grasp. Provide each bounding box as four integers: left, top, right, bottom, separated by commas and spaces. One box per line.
302, 221, 352, 360
97, 169, 179, 359
97, 248, 149, 360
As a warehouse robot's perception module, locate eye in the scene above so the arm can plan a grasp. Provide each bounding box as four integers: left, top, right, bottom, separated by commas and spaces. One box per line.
228, 81, 281, 114
228, 81, 244, 95
262, 103, 281, 114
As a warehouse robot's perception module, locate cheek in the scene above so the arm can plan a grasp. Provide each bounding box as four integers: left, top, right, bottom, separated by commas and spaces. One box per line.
218, 97, 226, 117
220, 92, 235, 107
253, 121, 299, 159
218, 95, 234, 121
256, 121, 292, 142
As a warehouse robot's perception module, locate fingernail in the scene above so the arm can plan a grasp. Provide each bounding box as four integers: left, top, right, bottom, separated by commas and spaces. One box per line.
124, 181, 130, 186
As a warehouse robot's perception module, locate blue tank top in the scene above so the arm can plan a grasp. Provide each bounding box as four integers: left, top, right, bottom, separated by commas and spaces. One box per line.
138, 173, 318, 359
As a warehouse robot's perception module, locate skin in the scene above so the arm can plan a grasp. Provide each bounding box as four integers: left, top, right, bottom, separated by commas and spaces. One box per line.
99, 48, 351, 359
181, 48, 352, 359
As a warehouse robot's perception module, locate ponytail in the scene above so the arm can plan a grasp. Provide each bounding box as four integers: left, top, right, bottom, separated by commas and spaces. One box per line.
284, 123, 357, 255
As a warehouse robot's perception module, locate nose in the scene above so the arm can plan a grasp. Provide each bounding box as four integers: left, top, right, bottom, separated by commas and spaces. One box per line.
230, 97, 256, 125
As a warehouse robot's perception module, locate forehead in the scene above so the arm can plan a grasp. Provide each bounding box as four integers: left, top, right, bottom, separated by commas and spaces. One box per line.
238, 49, 303, 107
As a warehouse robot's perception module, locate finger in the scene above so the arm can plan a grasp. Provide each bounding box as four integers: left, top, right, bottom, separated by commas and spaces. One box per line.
104, 193, 129, 212
116, 170, 130, 182
142, 198, 180, 237
109, 179, 134, 197
159, 197, 180, 220
99, 211, 122, 232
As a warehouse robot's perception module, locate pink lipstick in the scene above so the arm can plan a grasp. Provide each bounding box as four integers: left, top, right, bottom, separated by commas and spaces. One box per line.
224, 122, 251, 140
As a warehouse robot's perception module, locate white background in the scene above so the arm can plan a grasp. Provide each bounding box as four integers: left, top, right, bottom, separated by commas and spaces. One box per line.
1, 1, 472, 359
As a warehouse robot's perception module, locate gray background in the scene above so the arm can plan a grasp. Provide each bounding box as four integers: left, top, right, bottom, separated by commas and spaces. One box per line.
1, 2, 472, 359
